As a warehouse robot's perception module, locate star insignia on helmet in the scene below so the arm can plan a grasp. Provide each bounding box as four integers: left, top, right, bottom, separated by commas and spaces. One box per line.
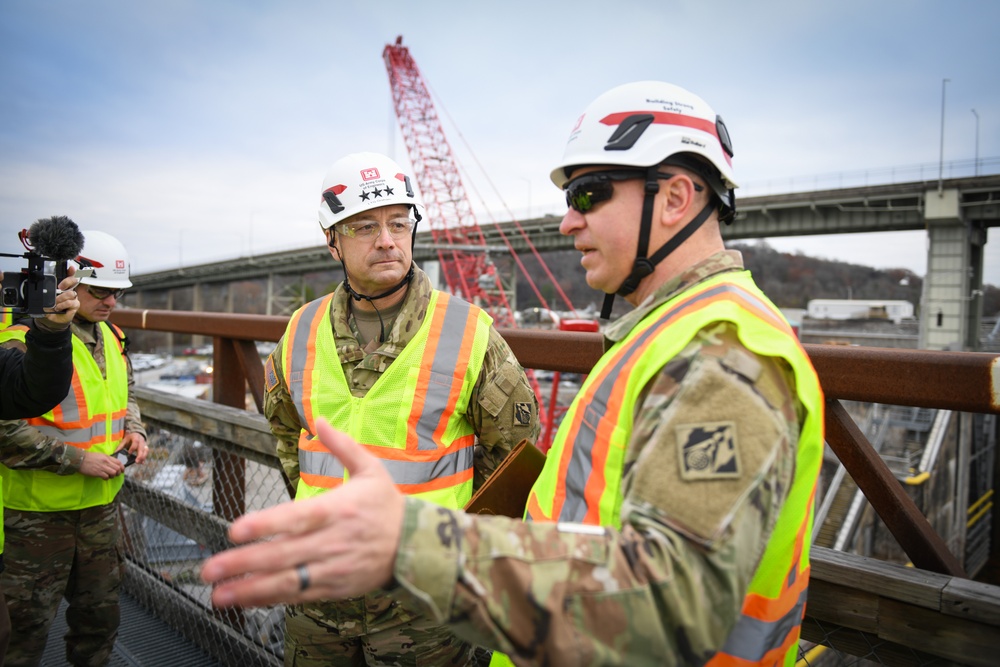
384, 186, 394, 196
372, 188, 384, 198
359, 190, 371, 201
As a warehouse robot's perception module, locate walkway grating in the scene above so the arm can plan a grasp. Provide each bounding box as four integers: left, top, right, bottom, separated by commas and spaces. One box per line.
41, 592, 222, 666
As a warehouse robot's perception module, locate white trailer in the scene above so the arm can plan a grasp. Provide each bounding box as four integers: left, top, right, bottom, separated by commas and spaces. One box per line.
806, 299, 914, 323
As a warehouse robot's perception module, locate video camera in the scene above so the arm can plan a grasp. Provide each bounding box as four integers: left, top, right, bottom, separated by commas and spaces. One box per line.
1, 216, 85, 318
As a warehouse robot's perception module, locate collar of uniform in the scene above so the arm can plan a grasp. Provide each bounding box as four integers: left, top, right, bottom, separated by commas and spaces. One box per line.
603, 249, 746, 346
329, 264, 433, 366
70, 318, 101, 348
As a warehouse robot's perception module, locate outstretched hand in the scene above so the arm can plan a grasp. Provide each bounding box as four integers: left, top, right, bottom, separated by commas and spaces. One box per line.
200, 419, 406, 608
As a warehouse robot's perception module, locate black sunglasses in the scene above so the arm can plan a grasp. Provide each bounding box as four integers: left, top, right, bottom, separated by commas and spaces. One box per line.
565, 169, 701, 213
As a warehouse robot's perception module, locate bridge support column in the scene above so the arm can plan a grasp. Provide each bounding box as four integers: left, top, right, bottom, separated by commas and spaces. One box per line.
919, 188, 986, 350
265, 273, 273, 316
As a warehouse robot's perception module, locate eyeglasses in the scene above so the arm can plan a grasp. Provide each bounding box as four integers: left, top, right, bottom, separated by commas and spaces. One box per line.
334, 218, 415, 240
564, 169, 702, 213
86, 285, 125, 301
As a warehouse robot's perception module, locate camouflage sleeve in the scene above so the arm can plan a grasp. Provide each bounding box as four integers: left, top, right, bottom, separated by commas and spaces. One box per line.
467, 327, 541, 489
124, 354, 147, 438
392, 322, 800, 664
262, 339, 303, 486
0, 417, 85, 474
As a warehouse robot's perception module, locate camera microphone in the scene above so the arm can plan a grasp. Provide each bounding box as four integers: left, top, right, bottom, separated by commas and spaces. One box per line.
27, 216, 86, 262
2, 216, 85, 316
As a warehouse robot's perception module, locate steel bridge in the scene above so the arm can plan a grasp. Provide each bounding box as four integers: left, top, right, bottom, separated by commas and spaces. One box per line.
129, 174, 1000, 353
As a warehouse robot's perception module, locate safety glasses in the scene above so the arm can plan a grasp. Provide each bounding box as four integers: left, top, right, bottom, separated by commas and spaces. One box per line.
86, 285, 126, 301
564, 169, 704, 213
334, 218, 415, 241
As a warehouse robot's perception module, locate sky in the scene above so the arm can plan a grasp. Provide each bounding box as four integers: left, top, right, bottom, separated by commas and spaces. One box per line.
1, 0, 999, 289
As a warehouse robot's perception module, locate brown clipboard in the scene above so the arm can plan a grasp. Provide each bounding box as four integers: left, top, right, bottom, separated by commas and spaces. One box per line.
464, 439, 547, 519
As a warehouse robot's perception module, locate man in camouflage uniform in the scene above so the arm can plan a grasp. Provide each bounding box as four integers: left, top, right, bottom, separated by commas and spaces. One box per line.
203, 84, 824, 666
263, 152, 539, 666
0, 230, 149, 667
0, 262, 81, 662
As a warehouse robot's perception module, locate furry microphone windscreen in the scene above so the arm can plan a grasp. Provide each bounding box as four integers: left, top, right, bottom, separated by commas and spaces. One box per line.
27, 216, 85, 261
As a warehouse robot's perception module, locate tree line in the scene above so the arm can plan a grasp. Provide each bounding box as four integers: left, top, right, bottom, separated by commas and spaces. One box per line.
513, 241, 1000, 319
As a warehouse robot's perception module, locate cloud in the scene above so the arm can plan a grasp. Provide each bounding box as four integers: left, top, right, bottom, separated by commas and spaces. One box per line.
1, 0, 998, 285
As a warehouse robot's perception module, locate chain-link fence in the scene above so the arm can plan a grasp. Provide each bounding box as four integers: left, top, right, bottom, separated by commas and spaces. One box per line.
797, 632, 949, 667
120, 388, 288, 666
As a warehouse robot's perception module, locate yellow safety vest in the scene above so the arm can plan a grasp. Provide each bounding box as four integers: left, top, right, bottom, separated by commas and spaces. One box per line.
0, 321, 129, 515
526, 271, 824, 666
0, 311, 9, 552
282, 290, 491, 510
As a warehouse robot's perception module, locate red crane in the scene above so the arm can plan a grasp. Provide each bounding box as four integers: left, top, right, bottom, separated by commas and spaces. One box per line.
382, 36, 592, 449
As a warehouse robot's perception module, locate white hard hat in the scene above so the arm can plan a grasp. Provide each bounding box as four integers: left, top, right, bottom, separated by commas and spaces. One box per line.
318, 152, 423, 230
550, 81, 737, 217
75, 230, 132, 289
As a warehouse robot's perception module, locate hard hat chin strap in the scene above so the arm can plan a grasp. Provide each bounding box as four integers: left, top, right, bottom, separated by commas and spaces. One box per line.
599, 166, 715, 320
342, 265, 414, 344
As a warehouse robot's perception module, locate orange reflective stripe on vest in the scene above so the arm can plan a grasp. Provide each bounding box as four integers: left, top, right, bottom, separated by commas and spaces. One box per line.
296, 434, 476, 494
284, 290, 488, 505
707, 487, 817, 666
27, 361, 126, 449
406, 294, 479, 453
285, 294, 329, 439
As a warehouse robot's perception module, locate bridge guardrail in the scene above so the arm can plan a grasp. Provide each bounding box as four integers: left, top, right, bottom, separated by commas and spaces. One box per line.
110, 308, 1000, 665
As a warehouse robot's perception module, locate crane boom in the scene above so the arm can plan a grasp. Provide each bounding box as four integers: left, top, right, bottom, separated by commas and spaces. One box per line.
382, 36, 597, 450
382, 36, 515, 326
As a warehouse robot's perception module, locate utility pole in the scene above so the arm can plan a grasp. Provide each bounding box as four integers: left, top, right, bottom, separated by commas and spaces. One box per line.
938, 78, 950, 194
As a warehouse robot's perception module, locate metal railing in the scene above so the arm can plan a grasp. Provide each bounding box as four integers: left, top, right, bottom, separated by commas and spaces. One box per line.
110, 308, 1000, 666
738, 155, 1000, 197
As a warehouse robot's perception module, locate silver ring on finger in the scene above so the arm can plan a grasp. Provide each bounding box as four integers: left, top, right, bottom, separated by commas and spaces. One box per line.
296, 563, 310, 592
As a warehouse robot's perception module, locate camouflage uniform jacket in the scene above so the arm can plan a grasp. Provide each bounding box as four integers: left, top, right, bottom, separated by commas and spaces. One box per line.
0, 317, 146, 474
266, 265, 540, 635
390, 250, 805, 666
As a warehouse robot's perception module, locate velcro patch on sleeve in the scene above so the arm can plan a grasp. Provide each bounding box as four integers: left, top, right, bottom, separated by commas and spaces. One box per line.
479, 361, 522, 417
628, 358, 786, 545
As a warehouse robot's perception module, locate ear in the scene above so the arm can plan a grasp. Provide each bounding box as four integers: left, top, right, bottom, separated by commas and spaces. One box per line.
658, 174, 700, 229
325, 230, 341, 261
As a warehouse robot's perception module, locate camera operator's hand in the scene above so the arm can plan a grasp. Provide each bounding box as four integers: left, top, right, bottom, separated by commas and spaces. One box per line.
119, 431, 149, 464
42, 265, 80, 328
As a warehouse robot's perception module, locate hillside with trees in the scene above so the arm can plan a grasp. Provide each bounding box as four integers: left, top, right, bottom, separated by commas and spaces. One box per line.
513, 241, 1000, 319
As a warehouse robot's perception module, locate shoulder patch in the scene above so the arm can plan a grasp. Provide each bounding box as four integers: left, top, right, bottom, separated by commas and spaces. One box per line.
677, 421, 740, 480
264, 354, 279, 393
